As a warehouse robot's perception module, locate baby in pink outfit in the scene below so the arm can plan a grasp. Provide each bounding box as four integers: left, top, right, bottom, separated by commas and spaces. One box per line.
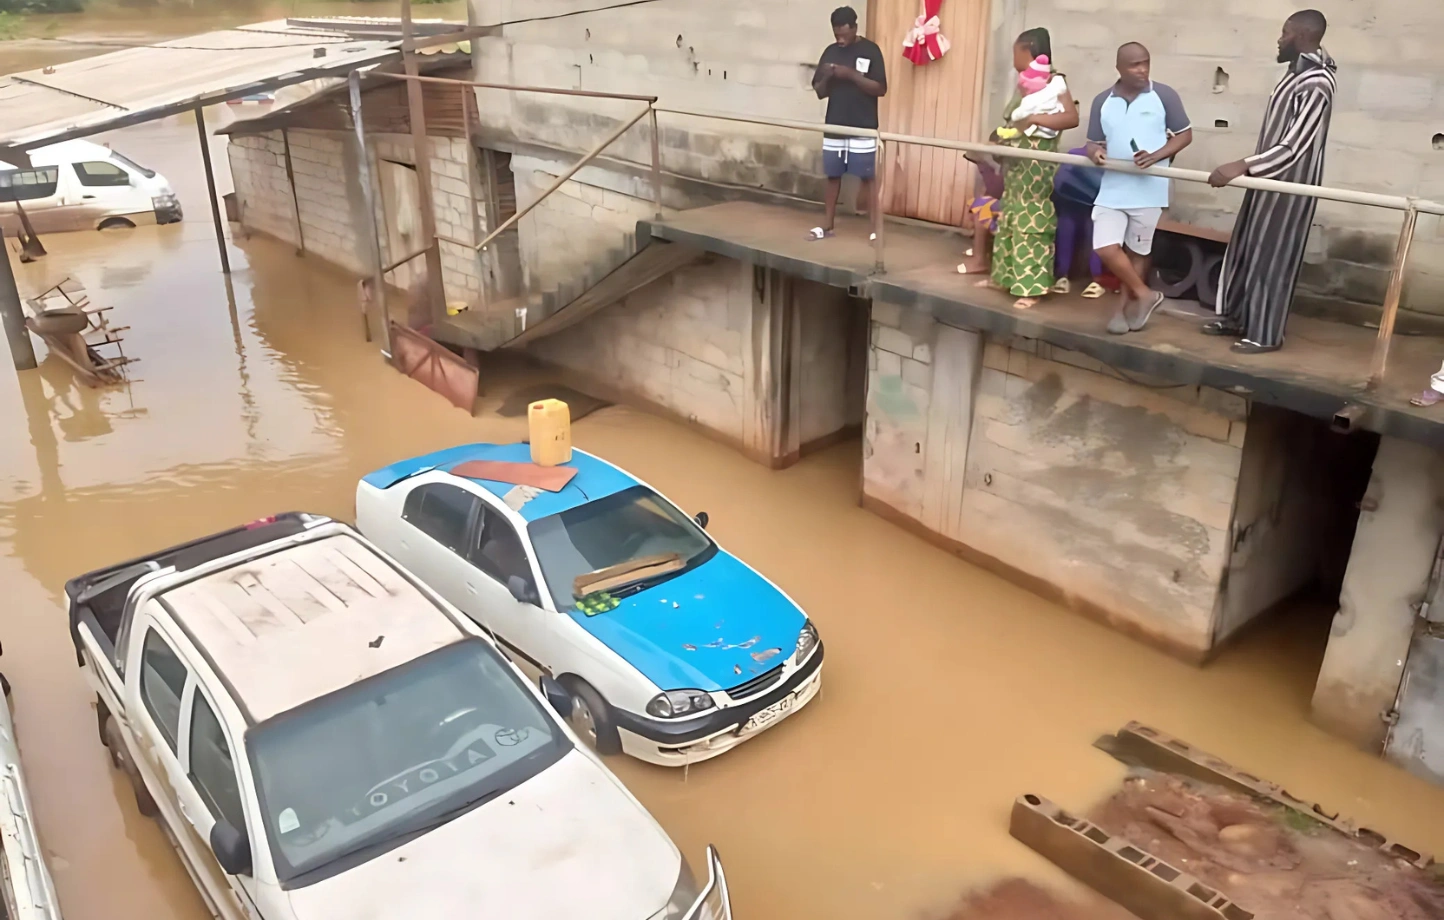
1000, 54, 1065, 139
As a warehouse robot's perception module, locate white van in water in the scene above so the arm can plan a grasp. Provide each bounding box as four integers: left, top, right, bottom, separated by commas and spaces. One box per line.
0, 140, 181, 235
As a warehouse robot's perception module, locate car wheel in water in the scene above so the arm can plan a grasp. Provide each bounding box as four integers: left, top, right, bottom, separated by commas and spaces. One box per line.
561, 678, 620, 756
103, 715, 158, 817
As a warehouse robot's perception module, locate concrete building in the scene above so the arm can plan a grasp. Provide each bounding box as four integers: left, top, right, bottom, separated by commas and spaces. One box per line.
223, 0, 1444, 790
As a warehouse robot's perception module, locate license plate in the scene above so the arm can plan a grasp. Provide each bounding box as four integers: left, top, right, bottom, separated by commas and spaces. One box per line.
742, 695, 794, 733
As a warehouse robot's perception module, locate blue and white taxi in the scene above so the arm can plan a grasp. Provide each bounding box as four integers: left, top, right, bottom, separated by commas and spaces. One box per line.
355, 443, 824, 766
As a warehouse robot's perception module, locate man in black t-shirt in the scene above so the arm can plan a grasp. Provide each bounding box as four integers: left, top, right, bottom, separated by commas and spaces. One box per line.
810, 6, 887, 241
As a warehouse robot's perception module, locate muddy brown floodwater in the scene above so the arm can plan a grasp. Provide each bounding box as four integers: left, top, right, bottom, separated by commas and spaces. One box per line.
3, 122, 1444, 920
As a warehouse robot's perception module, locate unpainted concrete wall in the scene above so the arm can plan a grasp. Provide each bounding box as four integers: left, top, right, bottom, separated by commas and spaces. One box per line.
865, 301, 1247, 656
987, 0, 1444, 319
528, 256, 752, 440
796, 281, 865, 446
1313, 436, 1444, 751
470, 0, 857, 201
1213, 405, 1344, 644
229, 130, 514, 345
510, 152, 666, 308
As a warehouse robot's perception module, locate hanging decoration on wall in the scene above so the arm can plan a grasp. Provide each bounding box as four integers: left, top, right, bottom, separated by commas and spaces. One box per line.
902, 0, 950, 65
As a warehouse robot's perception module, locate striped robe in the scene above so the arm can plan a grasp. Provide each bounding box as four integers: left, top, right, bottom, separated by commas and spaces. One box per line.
1216, 49, 1338, 348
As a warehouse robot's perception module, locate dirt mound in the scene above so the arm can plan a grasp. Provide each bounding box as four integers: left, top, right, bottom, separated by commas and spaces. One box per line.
1091, 772, 1444, 920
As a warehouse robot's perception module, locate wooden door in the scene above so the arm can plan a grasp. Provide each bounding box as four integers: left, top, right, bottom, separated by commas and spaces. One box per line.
868, 0, 991, 225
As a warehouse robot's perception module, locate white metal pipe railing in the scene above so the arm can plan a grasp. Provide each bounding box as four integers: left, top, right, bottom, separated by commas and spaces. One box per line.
363, 72, 1429, 393
656, 105, 1434, 389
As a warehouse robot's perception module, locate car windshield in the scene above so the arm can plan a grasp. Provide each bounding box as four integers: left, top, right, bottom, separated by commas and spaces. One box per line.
247, 638, 569, 883
109, 150, 155, 179
529, 485, 715, 609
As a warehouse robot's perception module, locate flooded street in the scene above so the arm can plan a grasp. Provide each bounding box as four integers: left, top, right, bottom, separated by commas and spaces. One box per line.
3, 121, 1444, 920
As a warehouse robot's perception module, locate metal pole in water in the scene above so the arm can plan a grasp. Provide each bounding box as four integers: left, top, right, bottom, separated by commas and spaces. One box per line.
351, 69, 392, 355
0, 228, 38, 371
195, 105, 232, 275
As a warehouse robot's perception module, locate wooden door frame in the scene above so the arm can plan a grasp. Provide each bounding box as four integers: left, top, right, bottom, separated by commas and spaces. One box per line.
867, 0, 993, 224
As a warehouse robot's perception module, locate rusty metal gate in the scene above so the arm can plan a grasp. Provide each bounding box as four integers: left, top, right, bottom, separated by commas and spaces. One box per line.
1384, 536, 1444, 785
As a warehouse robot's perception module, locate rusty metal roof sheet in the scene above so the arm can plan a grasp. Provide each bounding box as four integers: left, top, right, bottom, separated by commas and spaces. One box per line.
0, 18, 465, 159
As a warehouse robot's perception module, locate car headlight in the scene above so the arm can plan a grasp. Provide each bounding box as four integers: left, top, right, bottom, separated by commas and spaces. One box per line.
795, 620, 819, 663
661, 857, 700, 919
646, 689, 716, 719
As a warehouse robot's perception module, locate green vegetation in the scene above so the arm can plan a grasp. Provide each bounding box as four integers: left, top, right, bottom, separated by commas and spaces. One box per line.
0, 0, 84, 14
1278, 806, 1325, 835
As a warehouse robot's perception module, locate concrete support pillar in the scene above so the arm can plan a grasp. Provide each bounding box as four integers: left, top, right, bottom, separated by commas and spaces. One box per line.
0, 227, 38, 372
740, 265, 801, 468
1312, 436, 1444, 751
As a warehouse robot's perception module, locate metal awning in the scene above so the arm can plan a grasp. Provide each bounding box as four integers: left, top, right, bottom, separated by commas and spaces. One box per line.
0, 17, 472, 164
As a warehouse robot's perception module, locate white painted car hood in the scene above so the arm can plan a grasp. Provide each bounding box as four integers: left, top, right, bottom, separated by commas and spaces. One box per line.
284, 749, 679, 920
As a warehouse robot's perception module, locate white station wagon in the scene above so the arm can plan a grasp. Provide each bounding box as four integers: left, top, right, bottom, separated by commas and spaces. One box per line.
357, 443, 825, 766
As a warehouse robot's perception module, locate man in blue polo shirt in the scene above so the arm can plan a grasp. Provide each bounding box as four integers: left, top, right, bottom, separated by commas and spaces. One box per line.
1086, 43, 1193, 334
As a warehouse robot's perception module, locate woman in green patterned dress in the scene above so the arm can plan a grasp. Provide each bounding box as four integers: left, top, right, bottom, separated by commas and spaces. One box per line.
989, 29, 1080, 309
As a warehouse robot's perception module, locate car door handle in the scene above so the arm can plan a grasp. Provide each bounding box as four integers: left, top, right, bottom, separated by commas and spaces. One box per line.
178, 799, 195, 824
465, 584, 478, 595
82, 194, 96, 199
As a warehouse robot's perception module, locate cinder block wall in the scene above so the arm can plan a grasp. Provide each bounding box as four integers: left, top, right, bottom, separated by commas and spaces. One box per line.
470, 0, 855, 200
229, 130, 509, 343
510, 153, 664, 304
988, 0, 1444, 318
529, 257, 753, 440
229, 132, 364, 274
865, 299, 1247, 657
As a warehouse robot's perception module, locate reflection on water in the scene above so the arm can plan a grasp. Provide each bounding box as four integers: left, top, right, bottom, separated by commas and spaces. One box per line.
0, 1, 471, 74
2, 131, 1444, 920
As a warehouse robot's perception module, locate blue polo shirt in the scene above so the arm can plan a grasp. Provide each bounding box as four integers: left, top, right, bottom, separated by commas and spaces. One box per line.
1086, 82, 1190, 210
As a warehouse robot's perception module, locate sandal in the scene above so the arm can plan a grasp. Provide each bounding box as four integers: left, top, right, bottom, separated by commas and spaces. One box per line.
1051, 278, 1071, 295
1411, 389, 1442, 408
1081, 282, 1106, 299
806, 227, 835, 241
1013, 297, 1040, 310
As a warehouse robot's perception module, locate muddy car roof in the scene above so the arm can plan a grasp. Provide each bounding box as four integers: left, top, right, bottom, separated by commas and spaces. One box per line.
362, 442, 638, 522
156, 532, 465, 722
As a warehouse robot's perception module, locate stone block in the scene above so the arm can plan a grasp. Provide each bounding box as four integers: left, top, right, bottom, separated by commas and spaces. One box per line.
876, 349, 901, 379
901, 357, 931, 388
872, 299, 904, 328
1356, 70, 1436, 112
875, 325, 914, 357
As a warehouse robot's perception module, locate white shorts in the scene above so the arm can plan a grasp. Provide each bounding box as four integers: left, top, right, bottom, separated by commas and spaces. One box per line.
1092, 206, 1163, 256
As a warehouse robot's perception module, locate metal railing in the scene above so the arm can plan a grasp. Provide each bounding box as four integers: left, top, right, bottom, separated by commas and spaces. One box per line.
355, 71, 1439, 391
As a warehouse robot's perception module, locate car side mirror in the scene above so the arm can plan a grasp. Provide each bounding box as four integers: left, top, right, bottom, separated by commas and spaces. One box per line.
694, 511, 709, 530
540, 676, 573, 718
507, 575, 537, 605
210, 820, 252, 877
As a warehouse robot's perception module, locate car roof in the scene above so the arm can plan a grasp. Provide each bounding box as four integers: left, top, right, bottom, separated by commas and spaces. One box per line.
156, 532, 467, 722
363, 443, 640, 523
0, 140, 117, 171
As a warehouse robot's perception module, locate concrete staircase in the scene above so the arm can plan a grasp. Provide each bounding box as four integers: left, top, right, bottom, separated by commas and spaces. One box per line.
431, 234, 703, 352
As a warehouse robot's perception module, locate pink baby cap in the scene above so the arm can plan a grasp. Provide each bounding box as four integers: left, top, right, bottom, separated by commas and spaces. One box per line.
1019, 54, 1052, 92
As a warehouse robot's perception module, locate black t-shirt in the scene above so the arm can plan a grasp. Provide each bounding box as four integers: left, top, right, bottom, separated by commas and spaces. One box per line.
816, 38, 887, 135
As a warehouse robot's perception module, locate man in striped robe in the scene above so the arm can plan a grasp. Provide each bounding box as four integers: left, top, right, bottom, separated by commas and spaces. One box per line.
1204, 10, 1337, 354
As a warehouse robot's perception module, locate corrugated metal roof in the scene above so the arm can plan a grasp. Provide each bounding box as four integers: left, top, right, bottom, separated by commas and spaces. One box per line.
0, 18, 466, 160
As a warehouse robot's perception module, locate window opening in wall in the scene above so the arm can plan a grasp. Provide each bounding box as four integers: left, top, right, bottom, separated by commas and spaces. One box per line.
477, 148, 522, 303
